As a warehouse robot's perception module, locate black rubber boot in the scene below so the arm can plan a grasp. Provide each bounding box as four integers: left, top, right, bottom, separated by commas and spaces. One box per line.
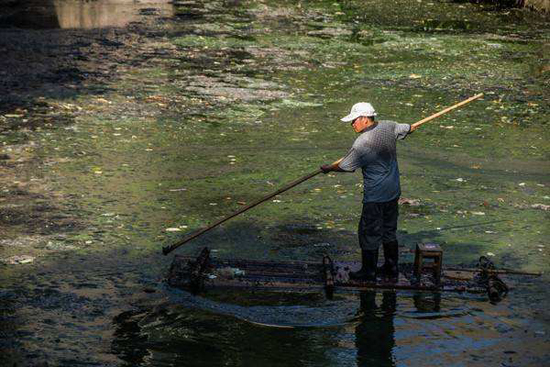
382, 240, 399, 282
377, 247, 390, 277
349, 249, 378, 282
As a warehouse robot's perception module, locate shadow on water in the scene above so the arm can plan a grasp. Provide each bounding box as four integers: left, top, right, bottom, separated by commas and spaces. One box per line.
111, 295, 339, 367
0, 0, 60, 29
0, 0, 173, 118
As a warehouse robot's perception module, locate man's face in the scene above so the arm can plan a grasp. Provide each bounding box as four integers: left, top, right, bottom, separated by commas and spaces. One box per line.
351, 116, 370, 133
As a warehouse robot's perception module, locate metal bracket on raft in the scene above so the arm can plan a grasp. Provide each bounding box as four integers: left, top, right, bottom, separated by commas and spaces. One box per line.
475, 256, 509, 303
189, 247, 211, 294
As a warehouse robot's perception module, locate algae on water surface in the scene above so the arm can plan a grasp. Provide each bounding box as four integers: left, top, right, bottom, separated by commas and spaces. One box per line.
0, 0, 549, 366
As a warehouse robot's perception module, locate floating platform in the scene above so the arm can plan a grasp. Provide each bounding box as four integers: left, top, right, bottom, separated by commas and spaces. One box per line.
166, 248, 513, 301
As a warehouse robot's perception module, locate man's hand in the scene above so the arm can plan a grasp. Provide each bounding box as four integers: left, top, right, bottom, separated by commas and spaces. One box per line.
320, 158, 345, 174
320, 164, 334, 174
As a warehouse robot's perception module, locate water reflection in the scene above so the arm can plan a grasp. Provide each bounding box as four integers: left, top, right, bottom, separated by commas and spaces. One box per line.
355, 292, 397, 367
0, 0, 173, 29
108, 287, 547, 367
413, 293, 442, 313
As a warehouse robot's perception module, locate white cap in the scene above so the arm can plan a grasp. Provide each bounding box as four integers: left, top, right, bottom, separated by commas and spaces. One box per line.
340, 102, 377, 122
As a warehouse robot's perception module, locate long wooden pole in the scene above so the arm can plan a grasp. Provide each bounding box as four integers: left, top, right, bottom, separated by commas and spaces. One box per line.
411, 93, 483, 129
163, 93, 483, 255
162, 165, 334, 255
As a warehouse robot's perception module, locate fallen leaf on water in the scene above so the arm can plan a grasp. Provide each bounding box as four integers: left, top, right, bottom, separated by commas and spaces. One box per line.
165, 228, 181, 232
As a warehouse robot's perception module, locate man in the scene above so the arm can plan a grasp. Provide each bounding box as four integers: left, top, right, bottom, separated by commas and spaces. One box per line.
321, 102, 416, 282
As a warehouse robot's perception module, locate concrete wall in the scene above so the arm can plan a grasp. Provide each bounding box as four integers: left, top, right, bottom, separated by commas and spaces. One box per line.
523, 0, 550, 11
53, 0, 173, 29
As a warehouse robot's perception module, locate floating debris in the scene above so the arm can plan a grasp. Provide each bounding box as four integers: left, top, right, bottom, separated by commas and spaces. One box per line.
399, 197, 421, 206
1, 255, 35, 265
46, 241, 77, 251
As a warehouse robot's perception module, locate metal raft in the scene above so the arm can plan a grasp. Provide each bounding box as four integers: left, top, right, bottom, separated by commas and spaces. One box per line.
166, 247, 517, 302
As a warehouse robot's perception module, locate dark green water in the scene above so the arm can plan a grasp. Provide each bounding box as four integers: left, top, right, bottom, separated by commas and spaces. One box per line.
1, 0, 549, 366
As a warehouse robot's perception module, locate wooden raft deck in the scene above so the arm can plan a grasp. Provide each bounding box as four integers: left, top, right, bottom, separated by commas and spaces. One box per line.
166, 248, 496, 298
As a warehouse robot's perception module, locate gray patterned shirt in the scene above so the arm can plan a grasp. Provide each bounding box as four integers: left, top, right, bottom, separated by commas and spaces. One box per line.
338, 120, 411, 203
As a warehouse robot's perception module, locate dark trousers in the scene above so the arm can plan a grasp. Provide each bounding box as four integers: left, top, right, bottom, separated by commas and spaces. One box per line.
358, 198, 399, 250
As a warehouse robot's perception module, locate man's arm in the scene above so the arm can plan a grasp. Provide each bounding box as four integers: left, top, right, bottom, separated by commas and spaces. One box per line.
321, 147, 362, 174
396, 123, 414, 140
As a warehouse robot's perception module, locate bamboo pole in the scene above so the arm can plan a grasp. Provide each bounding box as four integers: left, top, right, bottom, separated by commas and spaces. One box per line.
411, 93, 483, 129
162, 165, 332, 255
